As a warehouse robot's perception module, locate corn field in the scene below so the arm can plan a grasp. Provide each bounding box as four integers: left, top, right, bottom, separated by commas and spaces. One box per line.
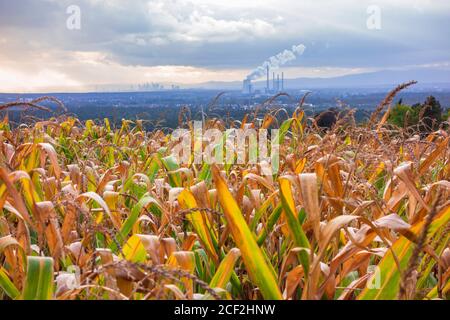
0, 84, 449, 300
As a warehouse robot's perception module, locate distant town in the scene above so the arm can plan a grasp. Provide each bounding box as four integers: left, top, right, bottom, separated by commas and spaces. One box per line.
1, 85, 449, 130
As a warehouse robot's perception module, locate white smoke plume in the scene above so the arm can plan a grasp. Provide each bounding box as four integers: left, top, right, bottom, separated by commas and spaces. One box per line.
246, 44, 306, 80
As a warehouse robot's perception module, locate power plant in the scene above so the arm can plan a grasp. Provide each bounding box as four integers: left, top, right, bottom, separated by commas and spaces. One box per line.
242, 78, 253, 95
242, 67, 285, 95
242, 43, 305, 95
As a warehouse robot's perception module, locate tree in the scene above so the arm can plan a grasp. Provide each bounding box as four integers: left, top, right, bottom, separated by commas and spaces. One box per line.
315, 108, 338, 129
388, 96, 443, 132
444, 108, 450, 121
418, 96, 442, 132
388, 103, 418, 127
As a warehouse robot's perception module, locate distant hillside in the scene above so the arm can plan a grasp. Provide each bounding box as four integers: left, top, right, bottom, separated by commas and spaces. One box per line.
192, 68, 450, 90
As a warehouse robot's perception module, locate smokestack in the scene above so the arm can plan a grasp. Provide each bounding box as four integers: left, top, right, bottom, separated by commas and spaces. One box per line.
273, 72, 276, 92
282, 72, 284, 91
266, 66, 270, 92
277, 74, 280, 92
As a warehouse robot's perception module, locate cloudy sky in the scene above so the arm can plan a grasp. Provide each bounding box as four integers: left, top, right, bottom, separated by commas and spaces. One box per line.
0, 0, 449, 92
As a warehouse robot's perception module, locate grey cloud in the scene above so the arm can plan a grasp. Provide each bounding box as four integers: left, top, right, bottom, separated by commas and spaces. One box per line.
0, 0, 449, 72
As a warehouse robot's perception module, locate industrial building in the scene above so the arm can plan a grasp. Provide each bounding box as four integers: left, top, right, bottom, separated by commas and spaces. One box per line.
242, 78, 253, 94
242, 66, 285, 95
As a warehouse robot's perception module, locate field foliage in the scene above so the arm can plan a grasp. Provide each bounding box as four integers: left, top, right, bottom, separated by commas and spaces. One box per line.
0, 84, 449, 300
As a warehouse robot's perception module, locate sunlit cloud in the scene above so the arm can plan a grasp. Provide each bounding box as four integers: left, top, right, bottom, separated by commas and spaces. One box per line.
0, 0, 449, 92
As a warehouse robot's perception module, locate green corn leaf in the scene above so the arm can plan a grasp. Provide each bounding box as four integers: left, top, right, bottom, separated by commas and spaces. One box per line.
22, 256, 54, 300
